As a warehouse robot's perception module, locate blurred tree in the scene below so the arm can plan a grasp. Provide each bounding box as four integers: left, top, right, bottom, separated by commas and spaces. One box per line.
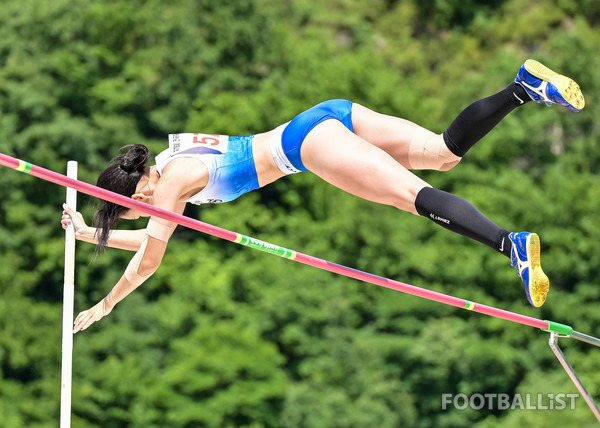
0, 0, 598, 426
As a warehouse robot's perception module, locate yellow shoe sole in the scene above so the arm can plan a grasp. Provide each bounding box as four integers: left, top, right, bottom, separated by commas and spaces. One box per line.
528, 233, 550, 308
524, 59, 585, 111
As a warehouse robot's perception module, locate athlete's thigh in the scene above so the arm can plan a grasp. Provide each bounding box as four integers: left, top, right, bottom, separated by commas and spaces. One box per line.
300, 119, 430, 213
350, 103, 441, 168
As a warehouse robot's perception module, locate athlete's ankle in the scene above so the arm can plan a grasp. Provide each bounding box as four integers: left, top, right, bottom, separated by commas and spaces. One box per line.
509, 82, 532, 107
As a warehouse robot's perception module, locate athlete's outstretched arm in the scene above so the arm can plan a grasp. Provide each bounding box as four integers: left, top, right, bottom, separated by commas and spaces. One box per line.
72, 176, 186, 333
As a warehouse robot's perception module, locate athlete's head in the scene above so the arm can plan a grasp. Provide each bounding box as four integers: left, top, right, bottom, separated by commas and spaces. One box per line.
95, 144, 149, 253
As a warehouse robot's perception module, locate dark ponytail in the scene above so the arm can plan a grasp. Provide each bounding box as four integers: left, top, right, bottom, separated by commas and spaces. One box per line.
94, 144, 150, 254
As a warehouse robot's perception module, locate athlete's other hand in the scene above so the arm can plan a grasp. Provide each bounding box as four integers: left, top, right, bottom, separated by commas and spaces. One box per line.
73, 299, 113, 334
61, 204, 87, 236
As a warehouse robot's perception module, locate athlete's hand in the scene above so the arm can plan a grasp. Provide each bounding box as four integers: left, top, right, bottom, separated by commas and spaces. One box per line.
61, 204, 87, 237
73, 299, 113, 334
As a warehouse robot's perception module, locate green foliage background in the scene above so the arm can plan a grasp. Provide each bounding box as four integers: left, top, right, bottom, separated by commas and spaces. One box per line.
0, 0, 599, 426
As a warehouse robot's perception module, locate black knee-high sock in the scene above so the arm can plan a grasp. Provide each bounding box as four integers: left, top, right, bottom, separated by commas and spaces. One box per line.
443, 82, 531, 157
415, 187, 512, 258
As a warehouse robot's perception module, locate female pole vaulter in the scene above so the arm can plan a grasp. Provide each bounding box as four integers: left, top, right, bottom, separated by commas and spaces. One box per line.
62, 59, 584, 332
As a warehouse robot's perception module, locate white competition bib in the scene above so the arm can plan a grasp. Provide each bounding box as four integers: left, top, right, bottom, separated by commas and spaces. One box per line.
168, 133, 229, 155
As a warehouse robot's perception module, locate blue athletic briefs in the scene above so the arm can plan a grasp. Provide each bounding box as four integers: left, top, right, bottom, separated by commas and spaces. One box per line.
281, 99, 354, 171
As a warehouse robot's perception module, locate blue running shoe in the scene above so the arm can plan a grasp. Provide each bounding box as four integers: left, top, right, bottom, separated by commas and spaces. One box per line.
515, 59, 585, 112
508, 232, 549, 307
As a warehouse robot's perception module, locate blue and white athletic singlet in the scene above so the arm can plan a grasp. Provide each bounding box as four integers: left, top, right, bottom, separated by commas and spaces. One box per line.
155, 134, 259, 205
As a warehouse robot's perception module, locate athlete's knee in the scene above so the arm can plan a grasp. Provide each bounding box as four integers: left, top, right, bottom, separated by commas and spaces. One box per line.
408, 133, 462, 171
390, 184, 429, 215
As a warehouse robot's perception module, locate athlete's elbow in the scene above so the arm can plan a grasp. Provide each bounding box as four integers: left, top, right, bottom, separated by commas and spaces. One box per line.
135, 230, 148, 248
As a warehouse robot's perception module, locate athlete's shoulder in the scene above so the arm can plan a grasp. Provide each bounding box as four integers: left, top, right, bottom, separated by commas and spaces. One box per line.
156, 158, 210, 203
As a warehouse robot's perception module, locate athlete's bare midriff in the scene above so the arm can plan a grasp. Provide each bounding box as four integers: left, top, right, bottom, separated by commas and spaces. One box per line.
251, 130, 287, 187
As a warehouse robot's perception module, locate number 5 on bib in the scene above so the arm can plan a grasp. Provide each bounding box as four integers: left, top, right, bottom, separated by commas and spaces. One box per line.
168, 133, 229, 154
